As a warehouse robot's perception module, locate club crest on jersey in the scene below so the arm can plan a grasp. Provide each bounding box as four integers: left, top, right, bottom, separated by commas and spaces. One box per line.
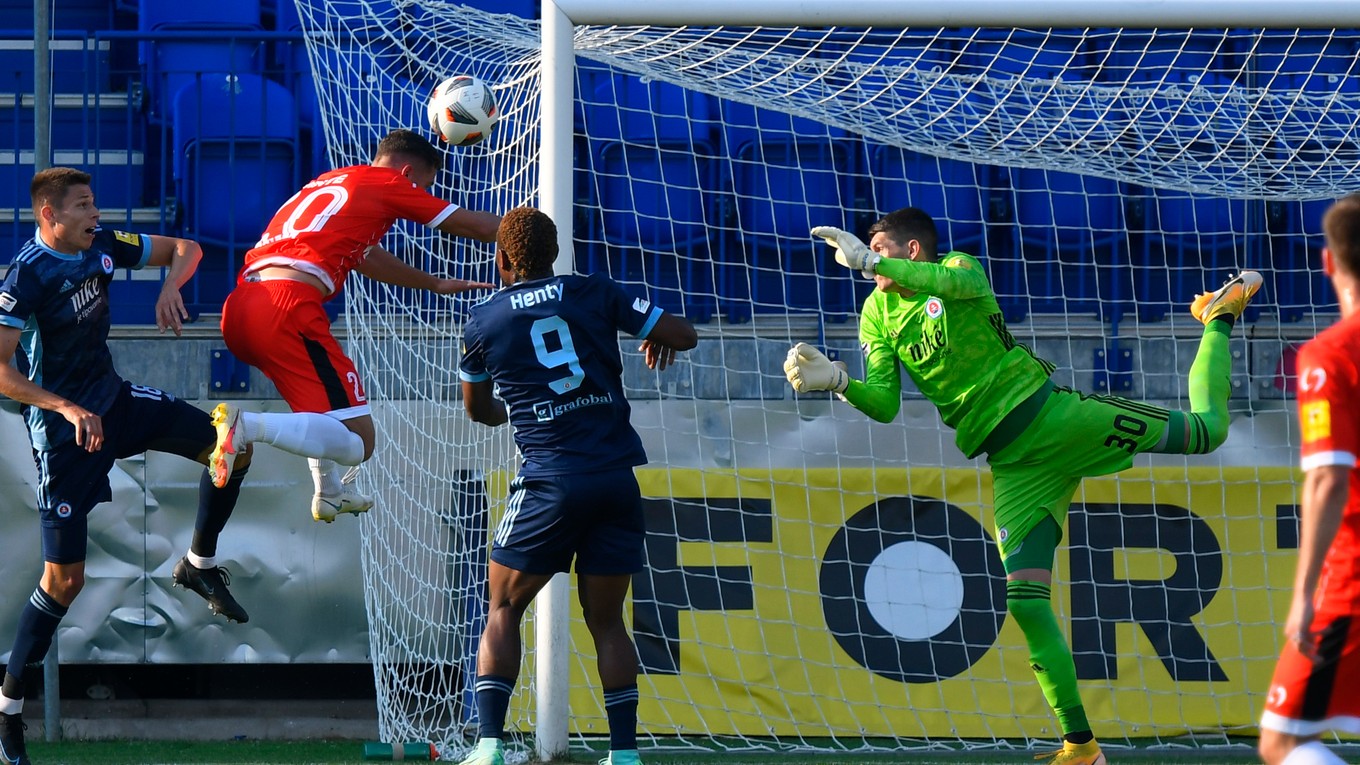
100, 254, 114, 273
56, 502, 73, 518
925, 297, 944, 319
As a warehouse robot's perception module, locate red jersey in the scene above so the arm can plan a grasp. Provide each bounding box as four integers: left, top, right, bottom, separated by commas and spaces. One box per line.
242, 164, 457, 295
1296, 313, 1360, 614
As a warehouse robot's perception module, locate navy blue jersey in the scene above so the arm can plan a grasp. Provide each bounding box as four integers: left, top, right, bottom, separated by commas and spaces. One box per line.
459, 272, 663, 476
0, 228, 151, 450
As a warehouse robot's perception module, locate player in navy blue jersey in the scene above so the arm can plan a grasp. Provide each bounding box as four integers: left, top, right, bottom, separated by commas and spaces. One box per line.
0, 168, 254, 765
456, 207, 697, 765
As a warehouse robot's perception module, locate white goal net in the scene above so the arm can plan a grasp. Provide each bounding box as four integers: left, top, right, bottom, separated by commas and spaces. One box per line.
296, 0, 1356, 758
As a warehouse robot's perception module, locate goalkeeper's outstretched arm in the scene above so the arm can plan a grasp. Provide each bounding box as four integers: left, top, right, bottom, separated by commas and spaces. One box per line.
811, 225, 991, 299
783, 342, 903, 423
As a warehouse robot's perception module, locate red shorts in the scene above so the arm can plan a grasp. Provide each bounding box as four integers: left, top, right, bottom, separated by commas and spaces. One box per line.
1260, 611, 1360, 736
220, 278, 369, 417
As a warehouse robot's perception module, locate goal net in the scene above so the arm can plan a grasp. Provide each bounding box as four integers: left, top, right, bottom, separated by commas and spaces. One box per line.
296, 0, 1355, 758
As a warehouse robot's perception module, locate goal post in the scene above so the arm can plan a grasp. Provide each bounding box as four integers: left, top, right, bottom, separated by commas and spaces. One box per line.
295, 0, 1360, 761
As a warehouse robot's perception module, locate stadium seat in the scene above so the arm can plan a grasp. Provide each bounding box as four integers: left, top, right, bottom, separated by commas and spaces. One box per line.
953, 27, 1097, 130
956, 27, 1093, 80
139, 0, 264, 123
720, 101, 861, 320
0, 0, 112, 31
172, 73, 298, 308
867, 146, 1002, 313
1131, 189, 1260, 322
1093, 29, 1244, 87
1241, 29, 1360, 91
454, 0, 537, 17
1266, 199, 1335, 321
1004, 168, 1129, 321
580, 72, 719, 321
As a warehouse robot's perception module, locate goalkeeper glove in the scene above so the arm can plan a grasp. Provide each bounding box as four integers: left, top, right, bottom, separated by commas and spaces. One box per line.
812, 225, 880, 278
784, 343, 849, 394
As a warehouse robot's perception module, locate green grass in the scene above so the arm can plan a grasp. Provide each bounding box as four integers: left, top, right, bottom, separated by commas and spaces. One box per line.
20, 739, 1276, 765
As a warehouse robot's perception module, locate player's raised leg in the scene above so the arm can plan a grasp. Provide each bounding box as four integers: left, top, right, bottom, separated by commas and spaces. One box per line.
213, 280, 375, 518
1147, 271, 1263, 457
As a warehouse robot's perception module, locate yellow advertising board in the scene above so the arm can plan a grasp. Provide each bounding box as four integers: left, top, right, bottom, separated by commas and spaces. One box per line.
504, 466, 1301, 739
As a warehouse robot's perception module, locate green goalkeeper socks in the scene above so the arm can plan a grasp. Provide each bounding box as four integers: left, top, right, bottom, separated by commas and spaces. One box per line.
1007, 579, 1090, 737
1182, 319, 1234, 454
1158, 319, 1233, 455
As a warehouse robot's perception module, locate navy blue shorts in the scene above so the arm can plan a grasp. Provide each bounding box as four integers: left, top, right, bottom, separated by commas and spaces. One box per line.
490, 467, 645, 576
35, 381, 213, 564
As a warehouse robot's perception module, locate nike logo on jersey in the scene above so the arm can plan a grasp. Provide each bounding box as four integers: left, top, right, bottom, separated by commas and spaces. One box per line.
509, 282, 563, 310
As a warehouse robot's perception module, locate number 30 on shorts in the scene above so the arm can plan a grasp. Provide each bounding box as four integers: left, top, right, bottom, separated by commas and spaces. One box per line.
1104, 413, 1146, 454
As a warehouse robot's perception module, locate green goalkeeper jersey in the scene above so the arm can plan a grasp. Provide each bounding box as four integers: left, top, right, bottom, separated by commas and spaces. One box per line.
843, 251, 1056, 458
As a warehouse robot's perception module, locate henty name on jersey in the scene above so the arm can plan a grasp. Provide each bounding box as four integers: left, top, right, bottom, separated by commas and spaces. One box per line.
509, 282, 563, 310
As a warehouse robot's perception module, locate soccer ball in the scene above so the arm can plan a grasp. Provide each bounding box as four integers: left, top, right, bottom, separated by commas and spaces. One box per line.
427, 75, 499, 147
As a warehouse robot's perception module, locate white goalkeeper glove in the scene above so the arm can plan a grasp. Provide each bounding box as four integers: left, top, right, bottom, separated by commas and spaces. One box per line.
784, 343, 850, 395
812, 225, 880, 279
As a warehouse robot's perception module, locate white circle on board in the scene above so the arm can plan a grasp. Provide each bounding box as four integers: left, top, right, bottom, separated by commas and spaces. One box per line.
863, 541, 965, 640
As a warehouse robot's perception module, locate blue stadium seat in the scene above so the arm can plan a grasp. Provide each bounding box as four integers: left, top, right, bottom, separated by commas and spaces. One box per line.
1266, 199, 1335, 321
1004, 168, 1128, 321
1131, 189, 1259, 322
0, 148, 143, 212
955, 27, 1092, 80
869, 147, 989, 257
172, 73, 298, 307
953, 28, 1097, 130
580, 72, 719, 321
0, 0, 113, 31
1093, 29, 1243, 86
297, 45, 428, 177
454, 0, 538, 17
139, 0, 264, 123
867, 146, 1001, 311
720, 101, 861, 320
1242, 30, 1360, 91
1246, 32, 1358, 316
0, 38, 111, 93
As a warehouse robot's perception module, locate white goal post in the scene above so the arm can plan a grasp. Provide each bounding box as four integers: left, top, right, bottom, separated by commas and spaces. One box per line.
295, 0, 1360, 761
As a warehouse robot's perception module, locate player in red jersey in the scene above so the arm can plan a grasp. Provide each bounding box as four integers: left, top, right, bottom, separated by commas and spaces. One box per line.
208, 128, 498, 522
1258, 193, 1360, 765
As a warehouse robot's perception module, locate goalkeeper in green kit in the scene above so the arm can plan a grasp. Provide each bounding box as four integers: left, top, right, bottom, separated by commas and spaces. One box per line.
784, 207, 1261, 765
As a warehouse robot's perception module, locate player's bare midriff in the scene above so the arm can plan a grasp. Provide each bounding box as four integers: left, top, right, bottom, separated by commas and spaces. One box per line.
254, 266, 329, 295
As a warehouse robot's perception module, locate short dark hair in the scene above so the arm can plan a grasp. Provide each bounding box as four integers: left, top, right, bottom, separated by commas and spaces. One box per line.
1324, 194, 1360, 276
497, 207, 558, 279
374, 128, 443, 172
867, 207, 940, 259
31, 167, 92, 211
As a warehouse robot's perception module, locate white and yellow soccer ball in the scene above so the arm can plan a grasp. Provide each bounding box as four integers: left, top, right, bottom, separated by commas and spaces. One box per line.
427, 75, 500, 147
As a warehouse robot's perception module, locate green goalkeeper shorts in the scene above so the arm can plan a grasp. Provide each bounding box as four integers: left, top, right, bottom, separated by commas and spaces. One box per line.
986, 385, 1173, 568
